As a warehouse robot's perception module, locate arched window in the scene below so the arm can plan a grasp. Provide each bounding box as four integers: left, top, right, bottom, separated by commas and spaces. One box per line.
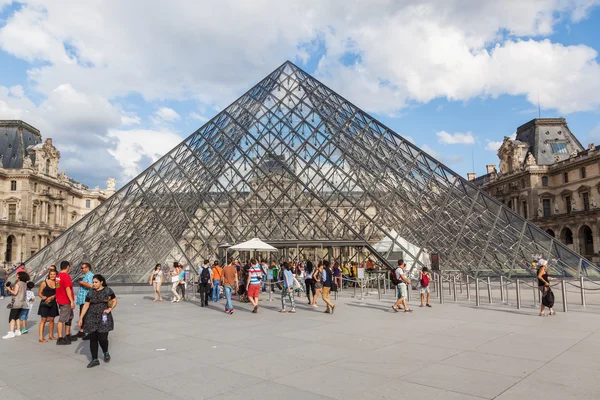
45, 159, 50, 175
560, 227, 574, 245
546, 229, 555, 238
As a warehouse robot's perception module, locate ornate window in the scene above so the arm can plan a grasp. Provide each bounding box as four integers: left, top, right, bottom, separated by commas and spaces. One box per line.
581, 167, 586, 179
543, 199, 551, 217
10, 181, 16, 191
542, 176, 548, 187
583, 192, 590, 211
86, 199, 91, 208
8, 204, 16, 222
45, 159, 50, 175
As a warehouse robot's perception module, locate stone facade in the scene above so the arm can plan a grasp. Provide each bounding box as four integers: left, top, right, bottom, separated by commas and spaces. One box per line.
0, 120, 115, 265
471, 118, 600, 262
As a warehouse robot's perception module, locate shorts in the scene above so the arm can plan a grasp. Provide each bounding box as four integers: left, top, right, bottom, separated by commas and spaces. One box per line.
58, 304, 74, 324
397, 283, 407, 299
247, 284, 260, 298
8, 308, 22, 322
19, 309, 30, 321
420, 286, 430, 294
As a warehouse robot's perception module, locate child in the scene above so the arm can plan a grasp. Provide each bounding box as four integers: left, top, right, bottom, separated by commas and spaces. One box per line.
19, 281, 36, 334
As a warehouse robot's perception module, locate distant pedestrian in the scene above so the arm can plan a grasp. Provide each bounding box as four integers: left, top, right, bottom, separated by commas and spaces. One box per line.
222, 261, 238, 314
419, 267, 432, 308
198, 260, 212, 307
19, 281, 35, 334
305, 261, 316, 305
76, 262, 94, 338
312, 263, 323, 308
78, 274, 117, 368
149, 264, 163, 302
246, 259, 262, 313
280, 262, 296, 313
212, 261, 223, 302
0, 266, 7, 299
537, 259, 556, 316
321, 261, 335, 314
391, 259, 413, 313
170, 263, 182, 303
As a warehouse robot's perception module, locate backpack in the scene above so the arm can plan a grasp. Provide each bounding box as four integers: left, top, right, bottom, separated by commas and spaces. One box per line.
200, 267, 210, 284
390, 268, 400, 285
420, 272, 430, 287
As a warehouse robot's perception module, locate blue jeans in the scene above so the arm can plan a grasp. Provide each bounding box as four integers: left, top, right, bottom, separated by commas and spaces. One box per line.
224, 285, 233, 310
0, 279, 4, 296
212, 280, 221, 302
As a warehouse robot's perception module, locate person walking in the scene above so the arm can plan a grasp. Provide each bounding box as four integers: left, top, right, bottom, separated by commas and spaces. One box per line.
75, 263, 94, 338
177, 265, 186, 300
312, 263, 323, 308
392, 259, 413, 313
149, 264, 163, 302
304, 261, 316, 305
321, 261, 336, 314
246, 259, 262, 313
37, 269, 59, 342
55, 261, 78, 344
198, 260, 212, 307
170, 263, 182, 303
77, 274, 117, 368
0, 266, 7, 299
2, 271, 30, 339
537, 259, 556, 316
280, 262, 296, 313
419, 267, 432, 308
222, 261, 238, 314
212, 261, 223, 302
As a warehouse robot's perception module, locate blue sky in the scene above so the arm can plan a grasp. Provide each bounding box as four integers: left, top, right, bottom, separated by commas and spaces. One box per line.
1, 1, 599, 189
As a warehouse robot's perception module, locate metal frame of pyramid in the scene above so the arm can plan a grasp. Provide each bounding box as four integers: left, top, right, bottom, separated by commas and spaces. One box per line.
24, 61, 600, 282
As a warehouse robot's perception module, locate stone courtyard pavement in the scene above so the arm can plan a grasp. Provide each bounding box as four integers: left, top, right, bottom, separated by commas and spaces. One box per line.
1, 290, 600, 400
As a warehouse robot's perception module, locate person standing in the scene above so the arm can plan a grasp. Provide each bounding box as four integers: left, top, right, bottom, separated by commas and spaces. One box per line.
537, 259, 556, 316
280, 263, 296, 313
77, 274, 117, 368
392, 259, 413, 313
221, 261, 238, 314
0, 266, 7, 299
170, 263, 182, 303
37, 269, 59, 342
321, 261, 336, 314
304, 261, 316, 305
198, 260, 212, 307
2, 271, 29, 339
246, 259, 262, 313
211, 261, 223, 302
419, 267, 432, 308
76, 263, 94, 338
149, 264, 163, 302
177, 265, 186, 300
55, 261, 78, 344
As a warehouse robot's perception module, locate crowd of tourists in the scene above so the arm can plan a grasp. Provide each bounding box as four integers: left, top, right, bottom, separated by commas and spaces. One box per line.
2, 261, 118, 369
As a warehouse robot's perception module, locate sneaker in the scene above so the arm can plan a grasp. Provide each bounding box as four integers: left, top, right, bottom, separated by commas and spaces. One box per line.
77, 331, 86, 338
104, 352, 111, 363
87, 359, 100, 368
56, 337, 70, 345
21, 328, 28, 334
68, 334, 79, 342
228, 309, 234, 314
14, 330, 21, 337
0, 296, 4, 299
2, 331, 15, 339
82, 335, 90, 341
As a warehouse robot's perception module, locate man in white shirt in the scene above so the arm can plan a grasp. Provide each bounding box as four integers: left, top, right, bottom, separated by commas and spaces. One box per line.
392, 259, 413, 313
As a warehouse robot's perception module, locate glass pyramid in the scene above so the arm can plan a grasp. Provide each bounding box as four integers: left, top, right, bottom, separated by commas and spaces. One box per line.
25, 61, 600, 282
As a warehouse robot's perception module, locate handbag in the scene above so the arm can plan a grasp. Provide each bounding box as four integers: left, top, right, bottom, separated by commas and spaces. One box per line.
40, 299, 55, 308
6, 297, 14, 309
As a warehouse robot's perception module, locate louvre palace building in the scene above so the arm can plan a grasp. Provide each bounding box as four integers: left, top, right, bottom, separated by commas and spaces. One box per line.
472, 118, 600, 263
0, 120, 115, 266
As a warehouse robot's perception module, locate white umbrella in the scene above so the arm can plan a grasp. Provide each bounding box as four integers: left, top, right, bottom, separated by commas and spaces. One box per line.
229, 238, 278, 252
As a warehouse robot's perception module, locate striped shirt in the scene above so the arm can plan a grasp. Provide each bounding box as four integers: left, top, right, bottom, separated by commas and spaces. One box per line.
248, 264, 262, 285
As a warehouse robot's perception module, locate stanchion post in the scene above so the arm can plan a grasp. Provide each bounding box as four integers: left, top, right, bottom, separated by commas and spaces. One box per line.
407, 283, 411, 302
561, 279, 568, 313
475, 278, 480, 306
448, 277, 452, 295
580, 276, 586, 307
453, 275, 457, 302
360, 278, 364, 300
500, 276, 505, 303
460, 274, 463, 294
487, 277, 492, 304
439, 272, 444, 304
466, 275, 471, 301
377, 274, 381, 300
516, 279, 521, 309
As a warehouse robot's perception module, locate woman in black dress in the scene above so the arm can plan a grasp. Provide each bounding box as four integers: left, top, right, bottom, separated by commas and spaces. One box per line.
38, 269, 59, 342
77, 274, 117, 368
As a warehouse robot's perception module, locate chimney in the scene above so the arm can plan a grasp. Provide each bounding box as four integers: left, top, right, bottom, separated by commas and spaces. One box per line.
467, 173, 477, 181
486, 165, 497, 174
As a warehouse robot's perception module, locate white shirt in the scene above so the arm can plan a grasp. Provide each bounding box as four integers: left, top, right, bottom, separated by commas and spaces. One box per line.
395, 267, 406, 285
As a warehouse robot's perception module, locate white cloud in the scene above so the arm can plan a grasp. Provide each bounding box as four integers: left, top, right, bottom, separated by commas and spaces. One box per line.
485, 141, 503, 152
121, 112, 141, 126
154, 107, 180, 122
436, 130, 475, 145
107, 128, 183, 181
189, 111, 209, 123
